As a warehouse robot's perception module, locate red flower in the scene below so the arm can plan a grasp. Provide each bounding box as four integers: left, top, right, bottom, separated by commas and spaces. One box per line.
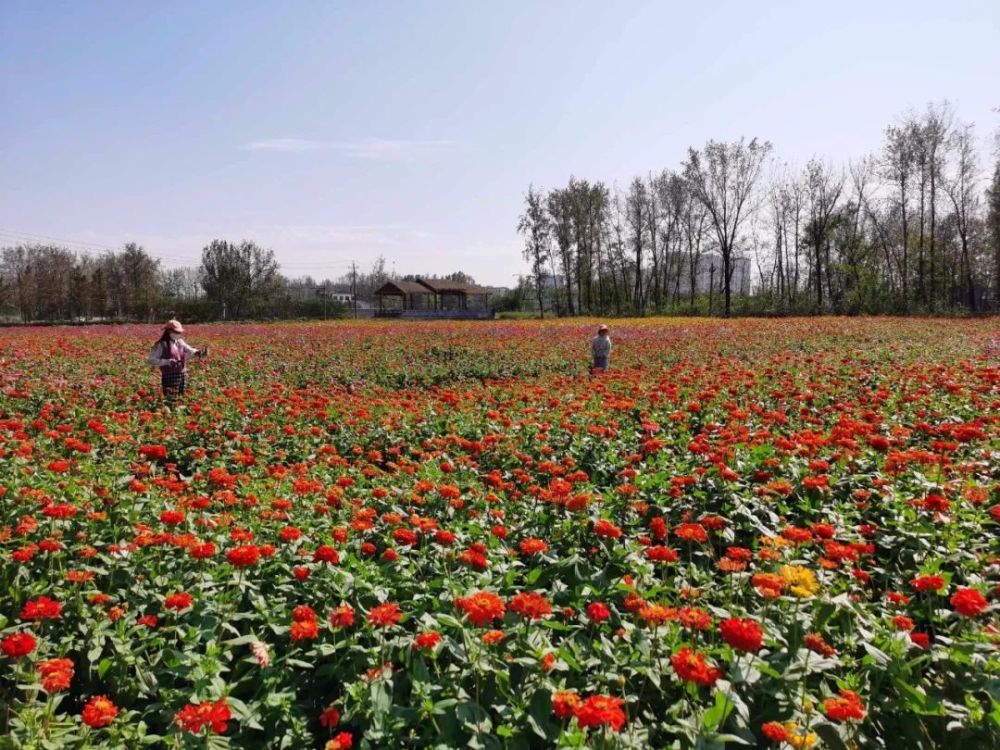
950, 587, 988, 617
413, 631, 442, 651
551, 690, 582, 720
174, 697, 231, 734
319, 705, 341, 728
81, 695, 119, 728
313, 545, 340, 564
645, 546, 679, 563
456, 591, 506, 627
586, 602, 611, 623
761, 721, 789, 742
675, 523, 708, 543
678, 607, 712, 631
823, 689, 865, 722
290, 619, 319, 641
719, 617, 764, 652
891, 615, 915, 631
518, 537, 549, 555
160, 509, 186, 525
326, 731, 353, 750
593, 519, 622, 539
38, 657, 74, 692
911, 574, 945, 592
292, 605, 317, 622
139, 444, 167, 460
367, 602, 402, 628
1, 631, 37, 658
190, 542, 216, 559
910, 631, 931, 648
329, 604, 355, 629
20, 595, 62, 621
226, 545, 260, 567
509, 592, 552, 620
804, 633, 836, 657
164, 592, 194, 611
574, 695, 626, 732
671, 647, 722, 687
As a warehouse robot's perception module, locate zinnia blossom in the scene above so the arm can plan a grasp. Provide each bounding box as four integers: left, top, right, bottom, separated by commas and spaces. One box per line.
329, 604, 355, 629
671, 647, 722, 687
675, 523, 708, 543
38, 657, 74, 692
551, 690, 582, 719
950, 587, 988, 617
910, 574, 945, 592
822, 689, 865, 722
81, 695, 119, 728
367, 602, 403, 628
509, 592, 552, 620
164, 592, 194, 611
20, 595, 62, 621
325, 732, 353, 750
761, 721, 789, 742
174, 697, 232, 734
586, 602, 611, 623
456, 591, 506, 627
412, 631, 442, 651
574, 695, 626, 732
226, 545, 260, 567
290, 618, 319, 640
779, 566, 820, 598
1, 631, 36, 658
719, 617, 764, 652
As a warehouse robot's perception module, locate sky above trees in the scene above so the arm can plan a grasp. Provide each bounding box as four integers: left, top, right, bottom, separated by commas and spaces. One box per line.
1, 0, 998, 286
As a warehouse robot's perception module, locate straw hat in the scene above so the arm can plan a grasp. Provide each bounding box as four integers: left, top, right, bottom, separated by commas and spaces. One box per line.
163, 319, 185, 334
597, 324, 609, 333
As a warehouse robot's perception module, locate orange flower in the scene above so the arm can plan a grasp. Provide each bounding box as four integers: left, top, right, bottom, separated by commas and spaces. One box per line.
367, 602, 403, 628
456, 592, 505, 627
38, 657, 74, 692
551, 690, 582, 719
509, 592, 552, 620
574, 695, 626, 731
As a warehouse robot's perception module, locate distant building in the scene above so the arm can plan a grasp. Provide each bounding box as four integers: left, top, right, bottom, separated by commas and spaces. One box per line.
373, 277, 494, 319
672, 253, 751, 295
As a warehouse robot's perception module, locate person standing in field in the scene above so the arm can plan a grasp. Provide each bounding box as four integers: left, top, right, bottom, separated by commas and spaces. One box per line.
591, 324, 612, 373
147, 319, 207, 397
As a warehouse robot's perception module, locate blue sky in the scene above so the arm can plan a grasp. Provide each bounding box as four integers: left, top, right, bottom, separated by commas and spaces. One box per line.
1, 0, 998, 286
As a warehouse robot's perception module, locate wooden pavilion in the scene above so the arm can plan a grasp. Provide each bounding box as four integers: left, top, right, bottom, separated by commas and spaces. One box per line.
374, 278, 492, 317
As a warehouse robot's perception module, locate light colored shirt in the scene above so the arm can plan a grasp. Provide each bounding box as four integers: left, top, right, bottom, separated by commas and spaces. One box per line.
591, 334, 612, 358
148, 338, 198, 370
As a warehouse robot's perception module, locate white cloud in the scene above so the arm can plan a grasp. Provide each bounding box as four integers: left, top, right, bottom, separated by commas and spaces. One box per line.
239, 137, 455, 160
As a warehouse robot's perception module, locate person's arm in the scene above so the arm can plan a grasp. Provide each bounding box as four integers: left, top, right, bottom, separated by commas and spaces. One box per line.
178, 339, 200, 357
147, 342, 172, 367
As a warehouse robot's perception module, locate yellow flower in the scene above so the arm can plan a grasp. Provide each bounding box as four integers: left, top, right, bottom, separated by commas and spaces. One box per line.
780, 565, 820, 598
783, 722, 818, 749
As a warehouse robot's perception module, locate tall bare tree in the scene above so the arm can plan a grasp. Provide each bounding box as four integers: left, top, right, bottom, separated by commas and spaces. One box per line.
682, 138, 772, 316
943, 122, 980, 309
517, 186, 552, 318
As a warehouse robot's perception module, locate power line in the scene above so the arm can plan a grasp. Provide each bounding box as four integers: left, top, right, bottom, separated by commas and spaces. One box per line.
0, 228, 195, 264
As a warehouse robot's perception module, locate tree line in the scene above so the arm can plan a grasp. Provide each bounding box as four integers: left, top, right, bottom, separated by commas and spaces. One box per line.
519, 102, 1000, 317
0, 239, 389, 324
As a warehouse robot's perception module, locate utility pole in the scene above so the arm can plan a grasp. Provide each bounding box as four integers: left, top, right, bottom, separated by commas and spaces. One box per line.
350, 262, 358, 319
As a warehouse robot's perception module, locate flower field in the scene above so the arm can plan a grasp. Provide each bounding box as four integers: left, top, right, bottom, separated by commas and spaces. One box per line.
1, 318, 998, 750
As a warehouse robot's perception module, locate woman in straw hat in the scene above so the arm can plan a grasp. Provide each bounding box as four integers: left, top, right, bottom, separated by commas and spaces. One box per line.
147, 319, 207, 397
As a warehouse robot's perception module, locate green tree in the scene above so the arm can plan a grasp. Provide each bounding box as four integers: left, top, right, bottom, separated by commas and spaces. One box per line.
199, 239, 280, 319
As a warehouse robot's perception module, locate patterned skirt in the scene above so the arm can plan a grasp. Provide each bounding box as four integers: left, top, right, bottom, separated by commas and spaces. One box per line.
161, 372, 187, 396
